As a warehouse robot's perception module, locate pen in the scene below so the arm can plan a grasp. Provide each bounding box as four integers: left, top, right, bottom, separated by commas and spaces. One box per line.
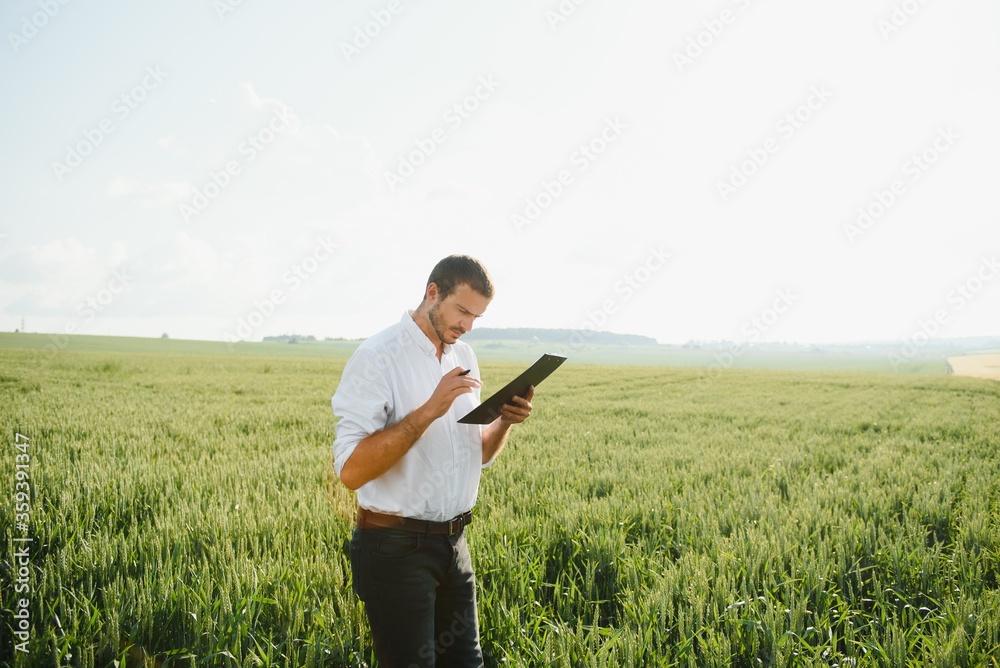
458, 369, 471, 376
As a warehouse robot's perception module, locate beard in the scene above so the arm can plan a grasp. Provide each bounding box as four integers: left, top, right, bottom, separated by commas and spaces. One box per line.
428, 303, 463, 343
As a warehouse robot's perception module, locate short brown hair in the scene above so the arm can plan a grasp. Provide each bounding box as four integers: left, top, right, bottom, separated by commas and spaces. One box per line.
426, 255, 494, 301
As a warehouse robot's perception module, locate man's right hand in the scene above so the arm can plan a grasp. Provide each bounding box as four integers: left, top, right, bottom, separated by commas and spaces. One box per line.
421, 367, 482, 421
340, 367, 482, 491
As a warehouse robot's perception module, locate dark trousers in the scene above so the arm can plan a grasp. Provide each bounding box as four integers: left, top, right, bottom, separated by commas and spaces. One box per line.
350, 526, 484, 668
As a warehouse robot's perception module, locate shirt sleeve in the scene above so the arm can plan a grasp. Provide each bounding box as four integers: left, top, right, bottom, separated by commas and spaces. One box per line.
480, 424, 495, 468
332, 347, 393, 478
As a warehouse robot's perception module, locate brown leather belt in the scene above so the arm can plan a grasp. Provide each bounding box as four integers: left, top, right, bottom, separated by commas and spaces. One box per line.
357, 507, 473, 536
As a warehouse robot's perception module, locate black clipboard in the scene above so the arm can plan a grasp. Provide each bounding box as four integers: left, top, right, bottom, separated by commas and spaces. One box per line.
458, 354, 567, 424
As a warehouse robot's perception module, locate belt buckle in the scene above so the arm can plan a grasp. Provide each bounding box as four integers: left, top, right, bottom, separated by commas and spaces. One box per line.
447, 516, 461, 536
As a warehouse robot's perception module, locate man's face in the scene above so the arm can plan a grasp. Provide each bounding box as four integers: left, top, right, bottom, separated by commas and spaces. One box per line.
427, 283, 490, 345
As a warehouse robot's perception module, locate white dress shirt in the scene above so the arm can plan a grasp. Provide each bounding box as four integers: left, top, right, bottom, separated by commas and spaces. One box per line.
332, 311, 488, 521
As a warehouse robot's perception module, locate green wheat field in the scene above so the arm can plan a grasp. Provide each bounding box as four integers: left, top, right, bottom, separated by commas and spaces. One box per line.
2, 333, 999, 667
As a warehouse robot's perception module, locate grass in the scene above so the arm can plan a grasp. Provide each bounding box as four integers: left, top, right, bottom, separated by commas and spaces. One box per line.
1, 335, 999, 666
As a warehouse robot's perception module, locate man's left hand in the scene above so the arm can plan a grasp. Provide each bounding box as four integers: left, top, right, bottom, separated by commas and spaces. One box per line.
499, 385, 533, 425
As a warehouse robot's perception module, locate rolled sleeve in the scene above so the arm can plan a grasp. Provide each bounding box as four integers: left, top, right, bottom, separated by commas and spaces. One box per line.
481, 429, 496, 469
332, 349, 392, 478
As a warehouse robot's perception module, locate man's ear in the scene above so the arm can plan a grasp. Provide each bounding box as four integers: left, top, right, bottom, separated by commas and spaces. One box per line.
425, 282, 440, 303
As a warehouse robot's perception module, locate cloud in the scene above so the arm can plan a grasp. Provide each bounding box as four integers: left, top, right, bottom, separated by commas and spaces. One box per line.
104, 176, 192, 208
126, 232, 239, 316
157, 136, 185, 156
0, 80, 451, 333
102, 83, 389, 233
0, 238, 131, 315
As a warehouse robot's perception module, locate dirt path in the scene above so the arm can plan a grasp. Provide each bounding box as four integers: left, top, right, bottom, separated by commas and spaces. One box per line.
947, 354, 1000, 380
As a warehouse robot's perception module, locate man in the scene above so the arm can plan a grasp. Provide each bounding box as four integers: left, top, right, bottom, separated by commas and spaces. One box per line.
332, 255, 533, 667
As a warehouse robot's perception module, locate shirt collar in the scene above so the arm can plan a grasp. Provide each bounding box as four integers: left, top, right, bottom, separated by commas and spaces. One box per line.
402, 310, 451, 358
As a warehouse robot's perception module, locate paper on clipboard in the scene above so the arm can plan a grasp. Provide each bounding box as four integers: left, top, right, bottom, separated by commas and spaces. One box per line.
458, 354, 566, 425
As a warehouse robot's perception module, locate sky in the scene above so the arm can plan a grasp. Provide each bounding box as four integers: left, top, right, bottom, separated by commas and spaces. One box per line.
1, 0, 998, 346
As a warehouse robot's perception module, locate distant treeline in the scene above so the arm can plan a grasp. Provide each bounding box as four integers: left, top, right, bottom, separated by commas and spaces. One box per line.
462, 327, 657, 346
